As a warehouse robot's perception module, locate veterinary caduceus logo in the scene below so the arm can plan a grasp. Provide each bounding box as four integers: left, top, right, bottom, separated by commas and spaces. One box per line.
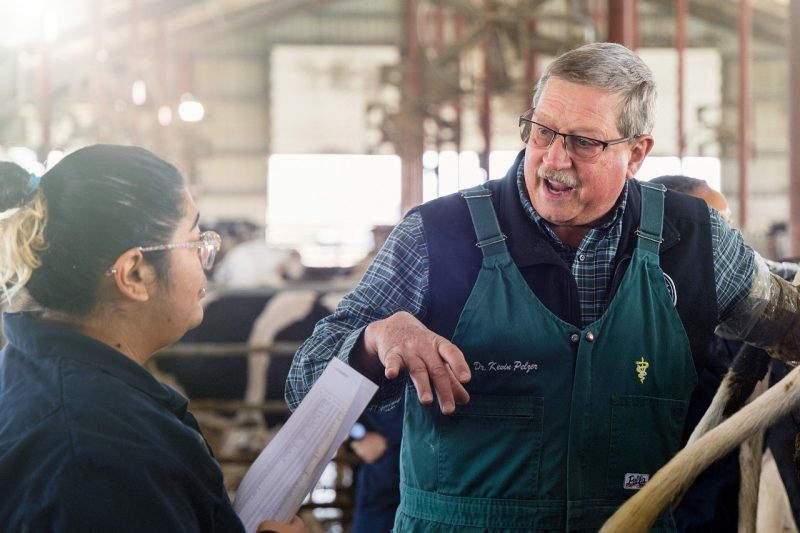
635, 357, 649, 384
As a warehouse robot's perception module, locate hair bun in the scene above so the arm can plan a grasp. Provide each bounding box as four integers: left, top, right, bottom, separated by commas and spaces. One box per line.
0, 161, 36, 212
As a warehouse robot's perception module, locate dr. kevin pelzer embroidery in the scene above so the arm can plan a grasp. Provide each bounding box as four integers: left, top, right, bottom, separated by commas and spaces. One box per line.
472, 360, 539, 374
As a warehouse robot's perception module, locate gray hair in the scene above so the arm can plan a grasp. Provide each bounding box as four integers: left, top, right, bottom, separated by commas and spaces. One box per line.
532, 42, 657, 138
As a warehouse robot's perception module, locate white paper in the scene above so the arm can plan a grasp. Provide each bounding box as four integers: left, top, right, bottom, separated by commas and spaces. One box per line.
234, 358, 378, 532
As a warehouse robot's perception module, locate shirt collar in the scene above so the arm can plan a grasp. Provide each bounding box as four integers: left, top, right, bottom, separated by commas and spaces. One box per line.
514, 158, 629, 248
2, 312, 189, 417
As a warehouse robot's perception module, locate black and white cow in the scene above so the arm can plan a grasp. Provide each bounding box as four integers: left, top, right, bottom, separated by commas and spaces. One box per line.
601, 344, 800, 532
154, 285, 346, 454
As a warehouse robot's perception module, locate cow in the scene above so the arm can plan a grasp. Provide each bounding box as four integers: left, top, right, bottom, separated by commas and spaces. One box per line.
601, 345, 800, 532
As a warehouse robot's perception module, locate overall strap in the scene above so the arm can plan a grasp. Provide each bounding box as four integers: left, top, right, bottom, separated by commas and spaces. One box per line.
636, 182, 666, 254
460, 185, 509, 257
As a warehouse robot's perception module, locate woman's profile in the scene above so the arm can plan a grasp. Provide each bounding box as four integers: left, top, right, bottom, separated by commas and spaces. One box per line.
0, 145, 305, 533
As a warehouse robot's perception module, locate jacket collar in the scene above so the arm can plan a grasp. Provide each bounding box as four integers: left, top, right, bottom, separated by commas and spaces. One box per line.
2, 312, 189, 417
489, 154, 564, 269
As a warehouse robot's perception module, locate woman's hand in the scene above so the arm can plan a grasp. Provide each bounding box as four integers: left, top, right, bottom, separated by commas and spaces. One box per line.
257, 515, 307, 533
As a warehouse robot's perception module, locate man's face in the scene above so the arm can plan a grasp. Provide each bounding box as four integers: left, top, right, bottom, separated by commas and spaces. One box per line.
523, 78, 653, 232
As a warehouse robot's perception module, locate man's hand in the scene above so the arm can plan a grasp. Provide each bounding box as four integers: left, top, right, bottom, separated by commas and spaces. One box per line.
360, 311, 471, 414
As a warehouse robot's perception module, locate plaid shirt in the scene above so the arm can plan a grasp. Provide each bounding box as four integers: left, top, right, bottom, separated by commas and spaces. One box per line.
285, 159, 756, 410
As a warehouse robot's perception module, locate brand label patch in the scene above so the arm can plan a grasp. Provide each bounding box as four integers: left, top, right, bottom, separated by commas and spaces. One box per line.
623, 473, 650, 490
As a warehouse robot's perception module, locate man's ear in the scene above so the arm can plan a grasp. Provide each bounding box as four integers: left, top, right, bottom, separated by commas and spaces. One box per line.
108, 249, 157, 302
626, 135, 655, 179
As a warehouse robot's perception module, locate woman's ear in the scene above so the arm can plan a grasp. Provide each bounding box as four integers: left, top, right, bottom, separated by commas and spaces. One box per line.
108, 249, 157, 302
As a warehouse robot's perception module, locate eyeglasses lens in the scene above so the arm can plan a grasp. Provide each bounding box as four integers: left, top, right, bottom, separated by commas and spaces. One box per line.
203, 246, 216, 270
520, 120, 532, 145
519, 119, 604, 161
199, 231, 221, 270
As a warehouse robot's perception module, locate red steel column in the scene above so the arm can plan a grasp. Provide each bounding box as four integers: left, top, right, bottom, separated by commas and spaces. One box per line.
790, 0, 800, 255
90, 0, 105, 141
400, 0, 423, 214
608, 0, 637, 49
129, 0, 142, 144
675, 0, 687, 158
37, 36, 52, 161
154, 23, 168, 150
455, 12, 464, 156
480, 4, 492, 178
738, 0, 751, 230
525, 19, 539, 109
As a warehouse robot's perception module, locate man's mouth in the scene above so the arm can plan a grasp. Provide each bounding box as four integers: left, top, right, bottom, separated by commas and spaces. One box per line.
538, 166, 578, 195
544, 178, 575, 194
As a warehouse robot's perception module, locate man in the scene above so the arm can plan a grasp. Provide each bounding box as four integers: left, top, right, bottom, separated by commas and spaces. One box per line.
286, 42, 800, 531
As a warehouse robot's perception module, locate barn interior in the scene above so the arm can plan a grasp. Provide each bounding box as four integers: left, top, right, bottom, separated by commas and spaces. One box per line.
0, 0, 798, 531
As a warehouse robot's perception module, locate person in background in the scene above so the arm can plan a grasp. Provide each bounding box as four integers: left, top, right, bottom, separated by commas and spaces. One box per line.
0, 145, 304, 533
649, 175, 731, 223
287, 41, 800, 532
212, 225, 305, 288
650, 174, 799, 279
348, 397, 403, 533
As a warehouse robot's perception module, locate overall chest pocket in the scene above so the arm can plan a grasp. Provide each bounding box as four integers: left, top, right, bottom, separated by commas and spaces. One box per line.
437, 394, 543, 499
606, 395, 688, 496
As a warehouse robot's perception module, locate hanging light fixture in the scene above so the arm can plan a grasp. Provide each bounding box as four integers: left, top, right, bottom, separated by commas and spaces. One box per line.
178, 92, 204, 122
131, 79, 147, 106
157, 105, 172, 126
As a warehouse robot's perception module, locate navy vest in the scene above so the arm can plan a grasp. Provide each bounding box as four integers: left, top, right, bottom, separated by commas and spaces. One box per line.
415, 150, 718, 372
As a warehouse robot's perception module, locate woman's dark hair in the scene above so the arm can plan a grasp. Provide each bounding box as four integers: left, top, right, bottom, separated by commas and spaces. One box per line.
0, 144, 185, 314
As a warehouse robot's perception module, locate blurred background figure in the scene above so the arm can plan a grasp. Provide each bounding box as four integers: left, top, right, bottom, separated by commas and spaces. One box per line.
650, 175, 731, 223
651, 174, 799, 279
212, 220, 305, 288
348, 398, 404, 533
347, 224, 396, 282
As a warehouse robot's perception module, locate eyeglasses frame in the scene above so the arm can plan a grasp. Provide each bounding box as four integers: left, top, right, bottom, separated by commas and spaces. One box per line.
518, 108, 638, 161
138, 230, 222, 271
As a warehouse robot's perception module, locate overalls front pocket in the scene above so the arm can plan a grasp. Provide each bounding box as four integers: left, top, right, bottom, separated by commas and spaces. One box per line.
606, 394, 689, 496
437, 394, 544, 499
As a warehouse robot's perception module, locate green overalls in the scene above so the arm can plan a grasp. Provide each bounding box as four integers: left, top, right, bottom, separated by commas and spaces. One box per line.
394, 183, 698, 532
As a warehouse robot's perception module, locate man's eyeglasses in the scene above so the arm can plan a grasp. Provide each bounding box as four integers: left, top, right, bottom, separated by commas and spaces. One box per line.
518, 108, 637, 163
138, 230, 222, 271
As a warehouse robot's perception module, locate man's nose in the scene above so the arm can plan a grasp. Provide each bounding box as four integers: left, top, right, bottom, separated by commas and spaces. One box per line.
542, 134, 572, 169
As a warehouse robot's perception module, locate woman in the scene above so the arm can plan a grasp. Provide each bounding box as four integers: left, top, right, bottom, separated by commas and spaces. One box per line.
0, 145, 304, 532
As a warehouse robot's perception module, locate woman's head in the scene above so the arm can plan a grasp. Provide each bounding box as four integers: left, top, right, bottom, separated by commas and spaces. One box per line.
0, 145, 185, 315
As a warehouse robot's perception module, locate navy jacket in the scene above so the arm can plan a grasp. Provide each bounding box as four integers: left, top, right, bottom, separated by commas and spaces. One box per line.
0, 312, 244, 533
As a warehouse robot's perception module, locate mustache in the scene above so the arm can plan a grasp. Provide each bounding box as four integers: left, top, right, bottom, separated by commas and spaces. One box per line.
537, 166, 578, 189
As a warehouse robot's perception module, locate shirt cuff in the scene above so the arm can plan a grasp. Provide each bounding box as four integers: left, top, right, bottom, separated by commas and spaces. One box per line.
337, 325, 405, 411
